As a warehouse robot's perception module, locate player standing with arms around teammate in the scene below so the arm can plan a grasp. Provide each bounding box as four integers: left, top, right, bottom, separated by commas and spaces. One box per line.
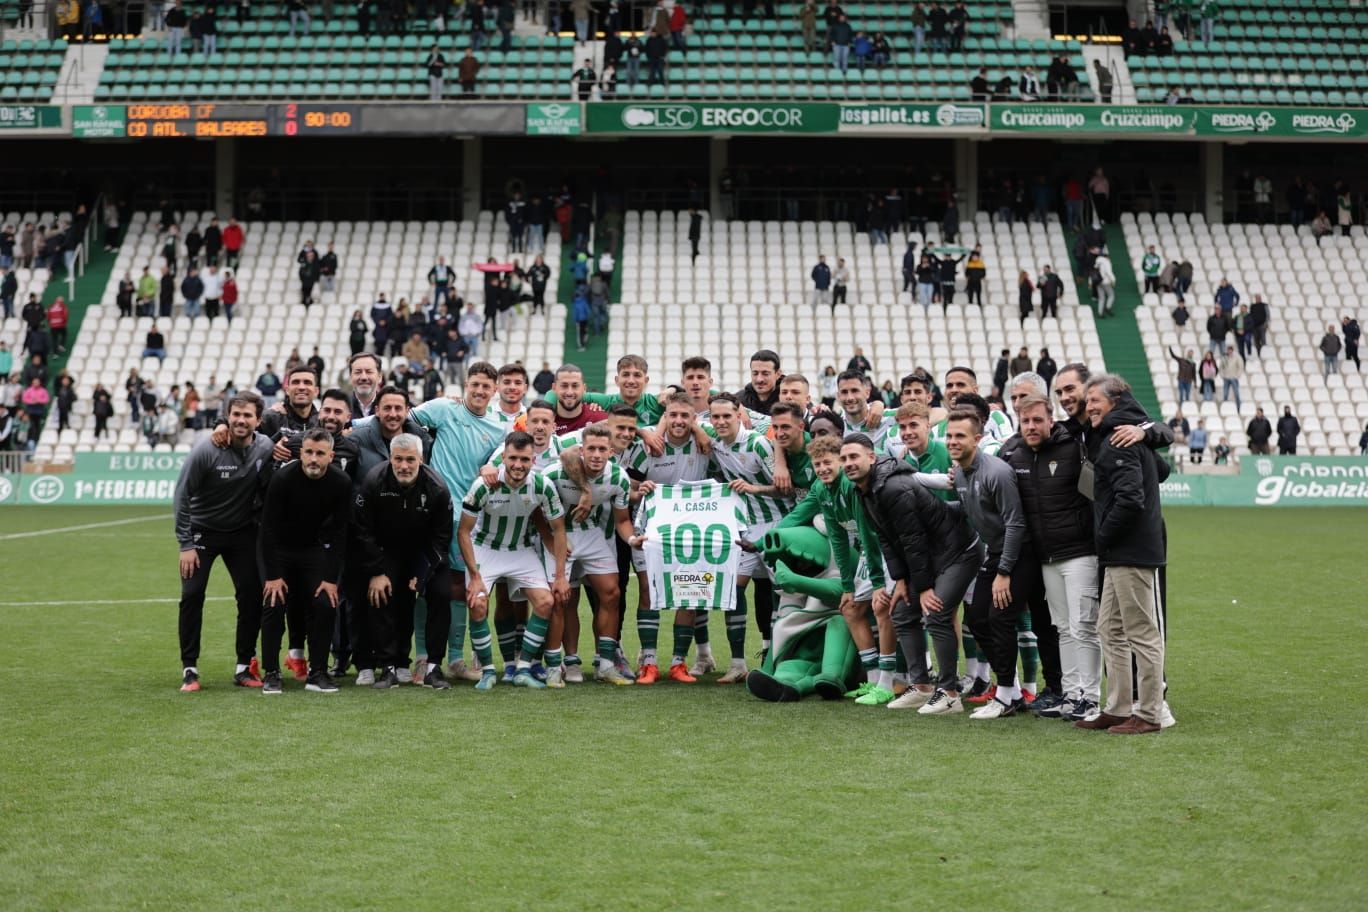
257, 429, 353, 695
173, 393, 275, 692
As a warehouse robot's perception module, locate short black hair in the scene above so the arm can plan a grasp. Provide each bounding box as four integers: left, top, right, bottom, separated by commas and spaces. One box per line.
955, 392, 991, 423
503, 430, 535, 451
682, 356, 712, 374
320, 388, 350, 406
497, 363, 529, 382
708, 391, 741, 409
608, 403, 638, 421
946, 365, 977, 381
466, 361, 498, 382
841, 433, 875, 451
375, 385, 410, 406
749, 349, 781, 370
837, 369, 869, 386
286, 364, 318, 383
526, 398, 556, 416
1058, 362, 1090, 384
301, 427, 333, 446
770, 402, 804, 421
348, 351, 382, 372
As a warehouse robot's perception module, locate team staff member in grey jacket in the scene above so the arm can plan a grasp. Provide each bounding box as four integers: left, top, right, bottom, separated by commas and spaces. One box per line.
946, 408, 1032, 720
1075, 374, 1168, 735
173, 393, 275, 693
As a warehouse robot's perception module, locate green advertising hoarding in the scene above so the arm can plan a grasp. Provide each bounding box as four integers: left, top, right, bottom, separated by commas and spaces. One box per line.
586, 102, 841, 134
525, 102, 582, 136
1196, 107, 1367, 138
992, 104, 1200, 134
7, 453, 184, 505
838, 102, 986, 130
0, 105, 62, 130
72, 104, 128, 138
1160, 456, 1368, 507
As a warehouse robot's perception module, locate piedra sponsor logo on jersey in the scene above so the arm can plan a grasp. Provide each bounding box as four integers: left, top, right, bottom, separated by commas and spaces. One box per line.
670, 570, 716, 600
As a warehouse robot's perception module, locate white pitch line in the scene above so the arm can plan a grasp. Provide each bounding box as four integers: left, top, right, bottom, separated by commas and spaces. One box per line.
0, 596, 234, 607
0, 513, 171, 541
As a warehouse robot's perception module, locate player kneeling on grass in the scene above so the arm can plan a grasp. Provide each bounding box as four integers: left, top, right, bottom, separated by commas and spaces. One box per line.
458, 431, 571, 690
844, 433, 983, 716
542, 423, 639, 687
258, 429, 354, 695
352, 433, 457, 691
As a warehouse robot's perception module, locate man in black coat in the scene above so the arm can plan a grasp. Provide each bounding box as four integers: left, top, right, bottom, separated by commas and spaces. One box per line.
1276, 406, 1300, 455
1246, 407, 1273, 454
1076, 374, 1167, 735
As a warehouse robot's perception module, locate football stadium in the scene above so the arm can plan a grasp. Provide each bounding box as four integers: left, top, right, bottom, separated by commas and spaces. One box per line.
1, 0, 1366, 908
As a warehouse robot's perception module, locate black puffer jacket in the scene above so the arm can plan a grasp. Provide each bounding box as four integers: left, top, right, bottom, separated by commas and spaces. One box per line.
1001, 423, 1095, 563
1073, 392, 1174, 483
1091, 408, 1166, 568
858, 456, 980, 593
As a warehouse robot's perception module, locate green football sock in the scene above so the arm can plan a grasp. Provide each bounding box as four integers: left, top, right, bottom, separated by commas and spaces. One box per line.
469, 616, 494, 670
859, 647, 878, 671
638, 608, 661, 651
495, 616, 518, 664
544, 647, 563, 669
413, 597, 428, 657
519, 614, 550, 665
448, 600, 468, 665
693, 610, 711, 645
597, 636, 617, 665
671, 621, 693, 664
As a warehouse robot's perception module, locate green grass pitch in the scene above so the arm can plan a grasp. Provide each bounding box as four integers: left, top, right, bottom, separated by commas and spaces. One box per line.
1, 505, 1364, 910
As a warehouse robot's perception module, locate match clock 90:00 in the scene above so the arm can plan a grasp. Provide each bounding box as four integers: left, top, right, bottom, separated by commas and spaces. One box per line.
278, 104, 362, 135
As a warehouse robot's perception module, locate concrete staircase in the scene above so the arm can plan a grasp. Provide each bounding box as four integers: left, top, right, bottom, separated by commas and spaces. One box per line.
50, 42, 107, 104
1080, 43, 1136, 104
1011, 0, 1051, 39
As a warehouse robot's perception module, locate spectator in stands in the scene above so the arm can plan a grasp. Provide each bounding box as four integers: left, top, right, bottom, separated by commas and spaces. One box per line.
0, 224, 12, 271
222, 218, 244, 268
1121, 18, 1141, 57
573, 59, 597, 100
570, 0, 589, 43
1198, 0, 1218, 44
1087, 167, 1111, 222
935, 249, 961, 309
948, 0, 967, 50
1214, 277, 1239, 315
1037, 264, 1063, 319
810, 255, 831, 309
927, 1, 948, 52
829, 14, 852, 72
256, 364, 283, 407
1311, 210, 1333, 242
1342, 315, 1361, 371
1206, 306, 1230, 356
1359, 424, 1368, 456
221, 269, 238, 322
22, 378, 49, 437
1092, 251, 1116, 318
202, 7, 219, 55
1231, 303, 1251, 360
1187, 419, 1208, 464
1174, 258, 1194, 301
1285, 177, 1307, 229
907, 2, 926, 53
506, 192, 526, 252
459, 301, 483, 356
54, 374, 77, 432
164, 0, 189, 56
645, 29, 669, 83
1171, 299, 1189, 328
1009, 347, 1032, 378
1336, 185, 1354, 237
1167, 408, 1189, 444
21, 353, 47, 387
91, 383, 113, 438
1198, 351, 1218, 401
124, 368, 144, 422
799, 1, 819, 52
1276, 407, 1300, 455
669, 1, 687, 51
403, 331, 431, 368
1018, 66, 1041, 100
347, 310, 369, 356
852, 31, 873, 69
298, 250, 320, 308
458, 49, 482, 96
1140, 245, 1162, 294
962, 246, 985, 307
621, 34, 643, 84
319, 244, 337, 293
942, 197, 959, 244
1320, 324, 1342, 380
832, 257, 850, 309
495, 0, 515, 50
1219, 345, 1242, 408
286, 0, 310, 35
1093, 60, 1113, 103
425, 44, 447, 100
142, 324, 167, 364
970, 68, 990, 101
181, 267, 204, 322
0, 342, 9, 380
1016, 271, 1034, 326
599, 62, 618, 99
0, 267, 16, 320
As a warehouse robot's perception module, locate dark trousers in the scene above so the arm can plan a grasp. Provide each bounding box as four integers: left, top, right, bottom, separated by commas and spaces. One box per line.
336, 561, 377, 672
896, 544, 979, 689
372, 561, 452, 669
1041, 296, 1058, 319
940, 282, 955, 309
261, 548, 335, 675
178, 526, 261, 668
964, 561, 1030, 686
832, 283, 847, 308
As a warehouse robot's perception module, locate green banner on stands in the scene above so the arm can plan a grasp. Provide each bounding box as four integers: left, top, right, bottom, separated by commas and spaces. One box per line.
8, 453, 185, 505
838, 102, 986, 130
525, 102, 582, 135
991, 104, 1199, 134
0, 105, 62, 130
1160, 456, 1368, 506
586, 102, 840, 134
72, 104, 128, 138
1196, 107, 1368, 138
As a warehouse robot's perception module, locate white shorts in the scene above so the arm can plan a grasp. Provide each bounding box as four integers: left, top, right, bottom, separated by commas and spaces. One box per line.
854, 553, 875, 602
738, 519, 778, 580
631, 545, 647, 573
567, 528, 619, 582
469, 544, 548, 600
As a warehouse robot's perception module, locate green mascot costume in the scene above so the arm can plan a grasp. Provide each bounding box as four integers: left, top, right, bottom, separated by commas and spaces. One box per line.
745, 522, 863, 702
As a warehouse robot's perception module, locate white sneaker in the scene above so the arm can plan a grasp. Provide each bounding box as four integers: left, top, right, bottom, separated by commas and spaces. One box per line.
594, 665, 633, 686
545, 666, 565, 688
355, 669, 375, 687
1159, 701, 1177, 729
917, 689, 964, 715
717, 660, 749, 684
688, 654, 717, 676
888, 687, 933, 710
564, 664, 584, 684
446, 658, 483, 682
970, 697, 1019, 720
394, 666, 414, 684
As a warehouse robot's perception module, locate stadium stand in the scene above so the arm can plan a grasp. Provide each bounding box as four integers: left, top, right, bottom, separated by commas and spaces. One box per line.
1124, 212, 1368, 456
613, 209, 1102, 393
0, 37, 67, 102
1129, 0, 1368, 105
29, 210, 561, 463
91, 0, 1091, 102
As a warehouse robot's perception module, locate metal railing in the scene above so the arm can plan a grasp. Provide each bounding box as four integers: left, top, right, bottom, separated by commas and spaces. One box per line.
0, 451, 28, 477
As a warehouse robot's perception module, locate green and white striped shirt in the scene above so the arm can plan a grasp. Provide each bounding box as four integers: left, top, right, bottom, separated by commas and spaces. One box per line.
461, 469, 565, 551
623, 435, 712, 484
491, 431, 580, 474
705, 426, 782, 525
543, 461, 630, 537
931, 409, 1014, 444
